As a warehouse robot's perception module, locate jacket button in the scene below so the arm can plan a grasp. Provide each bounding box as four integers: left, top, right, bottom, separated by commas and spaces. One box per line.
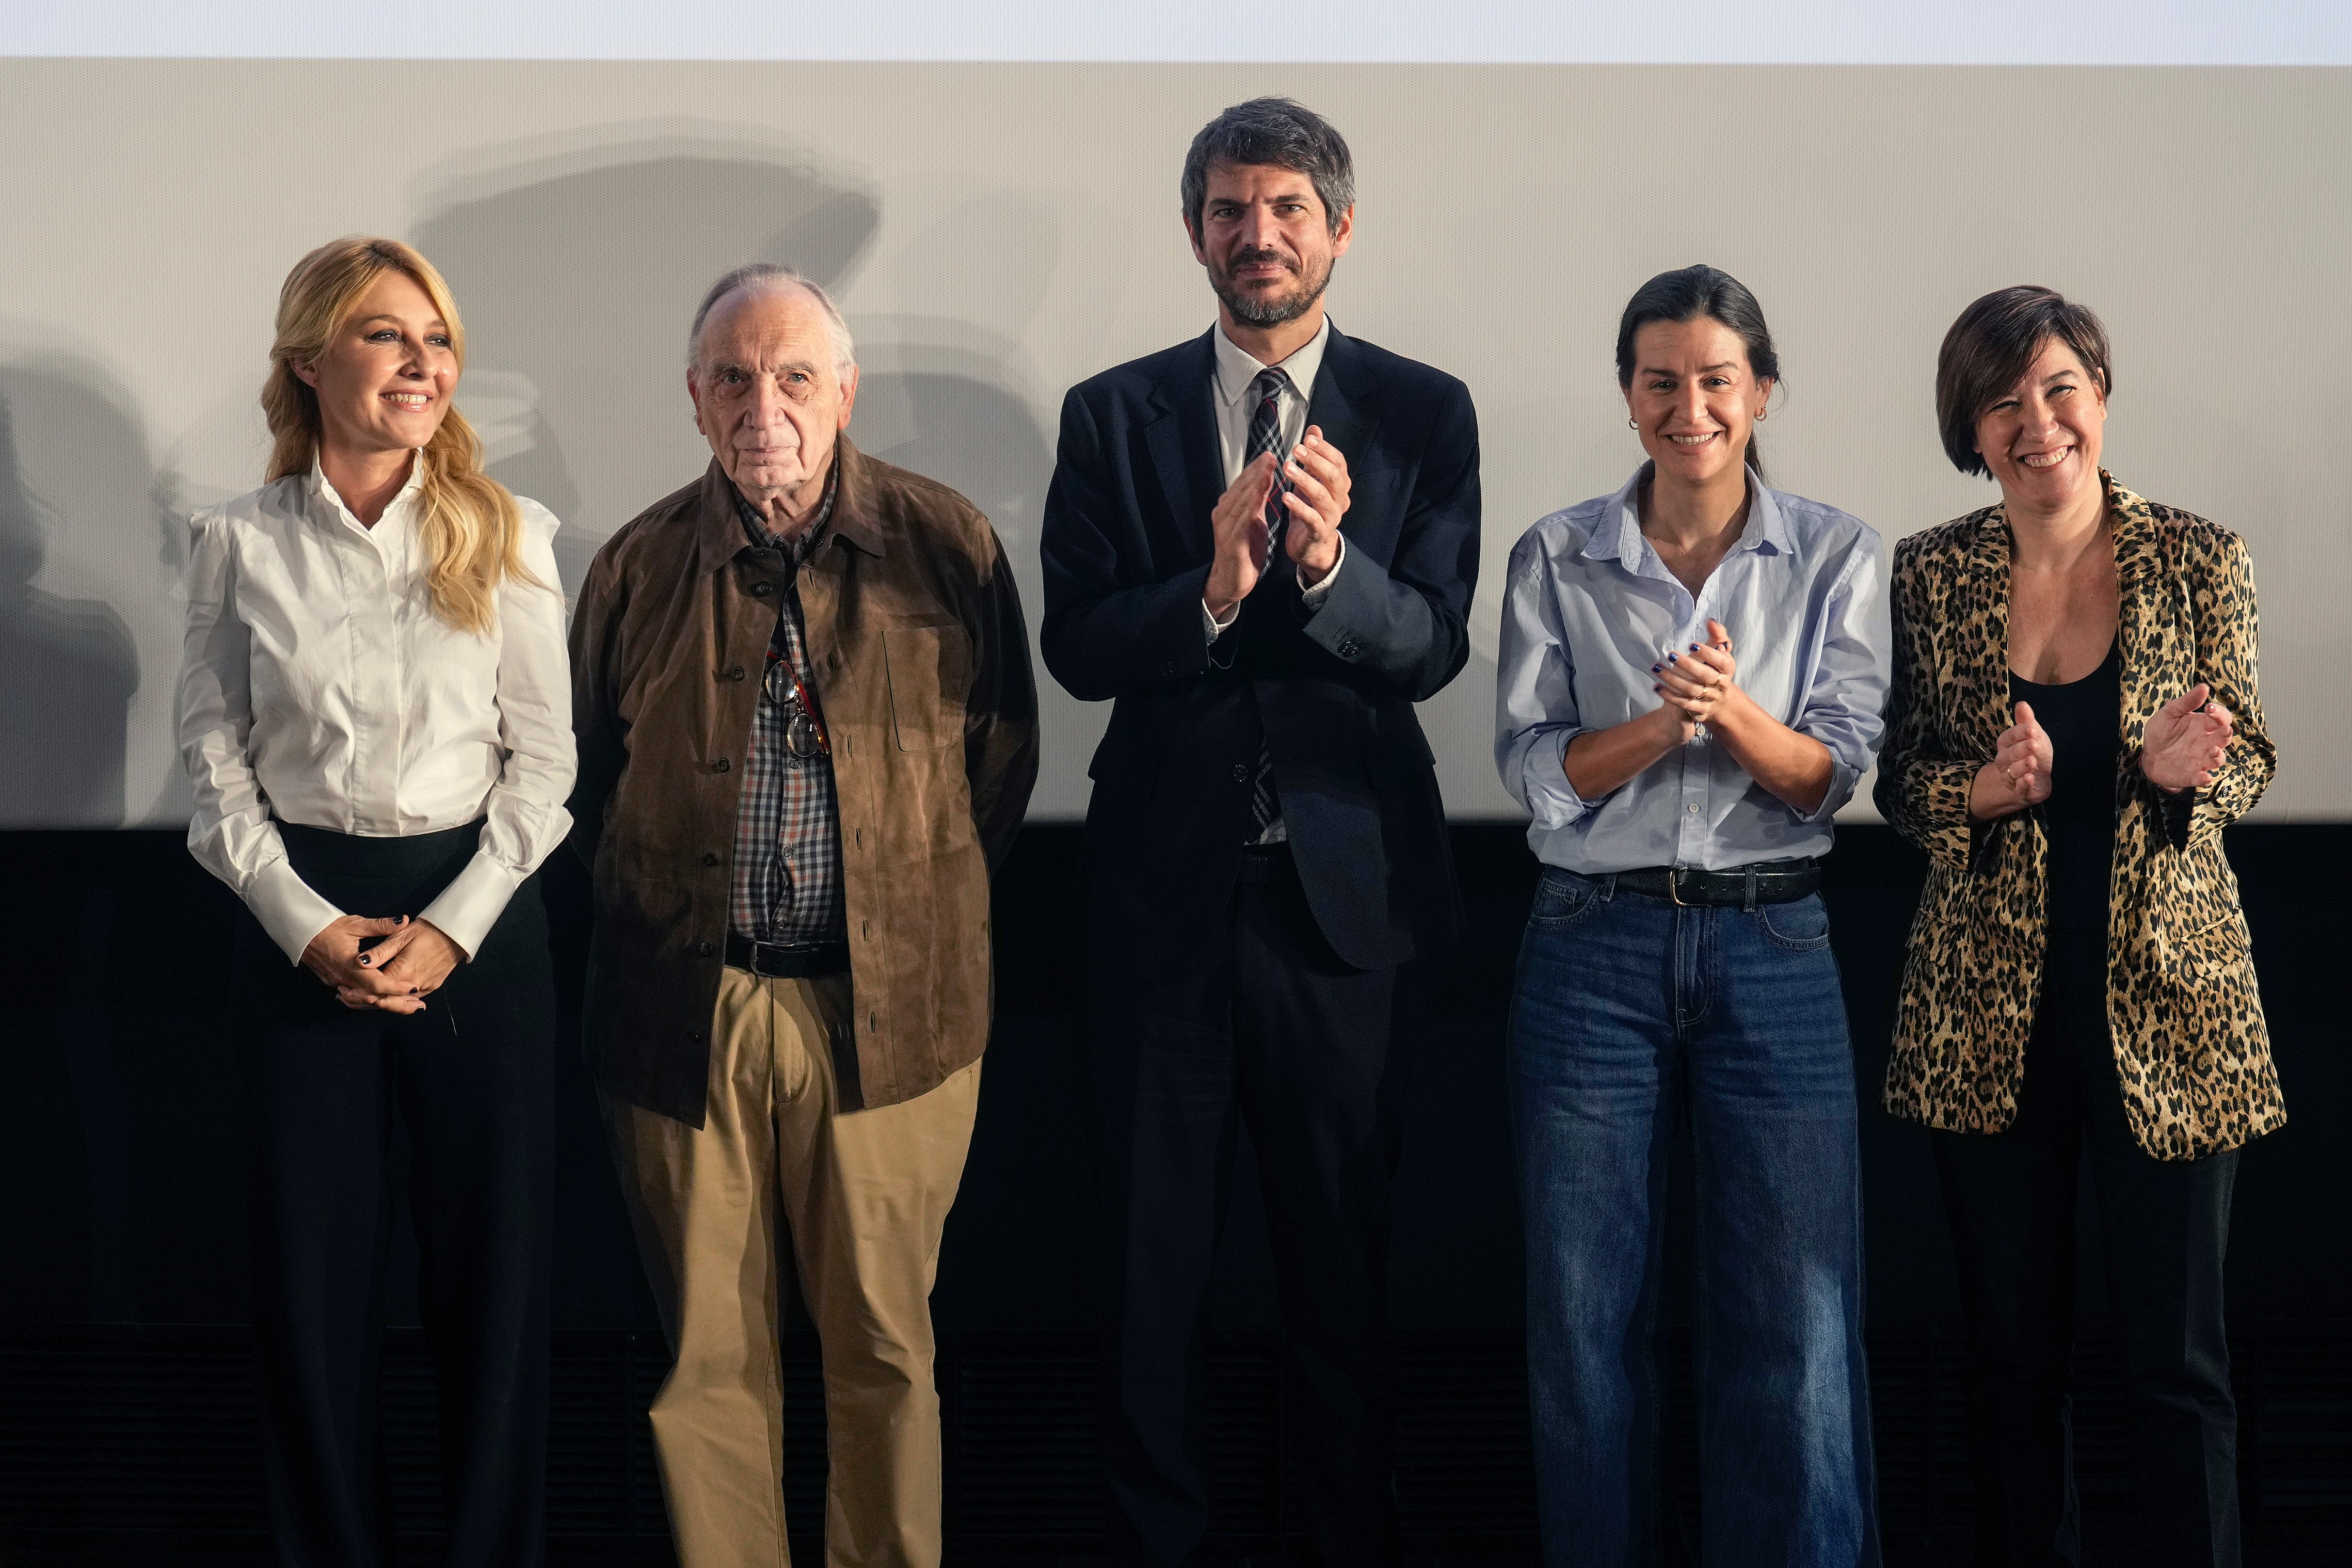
702, 852, 721, 867
727, 665, 746, 681
750, 580, 774, 597
697, 940, 715, 957
1232, 764, 1249, 783
687, 1029, 703, 1044
714, 758, 730, 773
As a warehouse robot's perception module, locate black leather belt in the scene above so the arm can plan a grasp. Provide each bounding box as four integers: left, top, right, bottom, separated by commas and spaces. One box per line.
1608, 858, 1820, 907
724, 932, 851, 978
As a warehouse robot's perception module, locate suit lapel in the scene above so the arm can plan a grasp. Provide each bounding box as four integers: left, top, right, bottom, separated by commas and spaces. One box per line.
1303, 325, 1382, 483
1144, 329, 1225, 566
1956, 502, 2015, 755
2107, 474, 2171, 746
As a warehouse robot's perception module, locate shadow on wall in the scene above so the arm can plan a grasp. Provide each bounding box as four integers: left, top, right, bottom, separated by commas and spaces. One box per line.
408, 131, 1079, 801
0, 362, 146, 828
410, 132, 886, 589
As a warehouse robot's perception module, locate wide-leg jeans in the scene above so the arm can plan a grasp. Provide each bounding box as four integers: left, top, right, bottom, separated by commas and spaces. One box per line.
1507, 866, 1879, 1567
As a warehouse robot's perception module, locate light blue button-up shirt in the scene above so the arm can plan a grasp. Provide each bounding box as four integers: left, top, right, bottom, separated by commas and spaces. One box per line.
1494, 465, 1889, 874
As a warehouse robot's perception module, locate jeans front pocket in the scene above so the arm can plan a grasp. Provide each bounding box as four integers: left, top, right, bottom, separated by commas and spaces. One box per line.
1528, 866, 1603, 929
1758, 891, 1832, 951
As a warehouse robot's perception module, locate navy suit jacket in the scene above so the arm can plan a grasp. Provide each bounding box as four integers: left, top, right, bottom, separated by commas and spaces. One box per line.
1040, 325, 1480, 973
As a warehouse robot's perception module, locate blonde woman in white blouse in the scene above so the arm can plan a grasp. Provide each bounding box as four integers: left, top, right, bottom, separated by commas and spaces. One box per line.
178, 237, 573, 1568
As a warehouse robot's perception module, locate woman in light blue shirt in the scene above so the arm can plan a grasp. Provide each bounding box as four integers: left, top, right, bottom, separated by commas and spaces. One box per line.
1494, 265, 1889, 1565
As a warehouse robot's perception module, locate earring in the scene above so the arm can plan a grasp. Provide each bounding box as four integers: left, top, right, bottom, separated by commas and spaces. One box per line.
1755, 408, 1767, 422
1627, 417, 1638, 430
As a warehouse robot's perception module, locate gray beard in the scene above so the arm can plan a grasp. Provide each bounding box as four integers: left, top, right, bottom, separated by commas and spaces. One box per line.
1213, 255, 1332, 328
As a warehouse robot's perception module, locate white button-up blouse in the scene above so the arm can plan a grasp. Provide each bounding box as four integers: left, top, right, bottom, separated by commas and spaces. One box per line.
177, 458, 576, 963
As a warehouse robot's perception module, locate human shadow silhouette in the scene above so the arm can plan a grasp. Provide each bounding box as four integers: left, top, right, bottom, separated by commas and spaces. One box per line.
412, 138, 884, 593
0, 366, 141, 828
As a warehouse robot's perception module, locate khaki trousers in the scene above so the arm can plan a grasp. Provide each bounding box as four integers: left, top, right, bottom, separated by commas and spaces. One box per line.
604, 966, 981, 1568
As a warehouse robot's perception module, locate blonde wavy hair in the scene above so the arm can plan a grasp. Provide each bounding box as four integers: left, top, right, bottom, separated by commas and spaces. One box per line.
261, 237, 543, 636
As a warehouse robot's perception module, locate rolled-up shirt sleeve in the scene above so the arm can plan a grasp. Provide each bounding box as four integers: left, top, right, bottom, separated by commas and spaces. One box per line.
179, 511, 344, 963
1789, 540, 1891, 824
418, 504, 578, 958
1495, 534, 1601, 828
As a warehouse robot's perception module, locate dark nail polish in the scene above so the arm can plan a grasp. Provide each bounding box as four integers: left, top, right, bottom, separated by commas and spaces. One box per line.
1667, 654, 1678, 663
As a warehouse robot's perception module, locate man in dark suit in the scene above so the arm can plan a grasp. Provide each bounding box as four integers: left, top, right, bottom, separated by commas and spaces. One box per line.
1039, 97, 1480, 1565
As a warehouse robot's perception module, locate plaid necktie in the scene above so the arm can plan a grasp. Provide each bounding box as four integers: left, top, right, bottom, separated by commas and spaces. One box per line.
1243, 367, 1292, 839
1245, 367, 1293, 548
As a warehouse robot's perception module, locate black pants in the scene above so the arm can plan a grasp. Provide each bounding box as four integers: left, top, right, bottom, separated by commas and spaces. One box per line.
1931, 925, 2240, 1567
1091, 844, 1410, 1567
235, 822, 554, 1568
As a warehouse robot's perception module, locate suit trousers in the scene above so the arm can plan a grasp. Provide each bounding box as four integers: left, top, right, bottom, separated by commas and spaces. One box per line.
1931, 924, 2242, 1567
1091, 843, 1409, 1567
234, 821, 554, 1568
603, 966, 981, 1568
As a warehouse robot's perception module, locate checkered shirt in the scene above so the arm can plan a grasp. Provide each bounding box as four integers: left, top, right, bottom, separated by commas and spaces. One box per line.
727, 470, 847, 945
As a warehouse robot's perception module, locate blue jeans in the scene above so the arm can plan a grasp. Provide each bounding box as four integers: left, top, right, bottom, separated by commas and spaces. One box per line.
1508, 866, 1879, 1567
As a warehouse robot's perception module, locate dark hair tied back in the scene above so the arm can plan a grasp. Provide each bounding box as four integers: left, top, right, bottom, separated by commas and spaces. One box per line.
1615, 264, 1781, 480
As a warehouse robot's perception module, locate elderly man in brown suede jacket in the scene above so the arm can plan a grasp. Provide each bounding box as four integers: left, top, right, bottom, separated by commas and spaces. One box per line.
567, 263, 1036, 1568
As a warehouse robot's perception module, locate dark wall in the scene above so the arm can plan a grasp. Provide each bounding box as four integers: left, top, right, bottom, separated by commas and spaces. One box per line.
2, 823, 2342, 1337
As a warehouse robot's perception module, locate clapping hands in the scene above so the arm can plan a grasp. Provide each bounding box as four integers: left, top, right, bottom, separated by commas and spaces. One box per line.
1653, 618, 1742, 731
2141, 683, 2234, 793
1991, 701, 2055, 806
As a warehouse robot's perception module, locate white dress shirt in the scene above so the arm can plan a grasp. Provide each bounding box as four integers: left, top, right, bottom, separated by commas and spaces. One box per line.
1495, 464, 1888, 874
179, 458, 577, 964
1201, 316, 1344, 639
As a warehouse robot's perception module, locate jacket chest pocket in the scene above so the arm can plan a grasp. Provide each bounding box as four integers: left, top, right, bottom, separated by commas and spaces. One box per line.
884, 623, 971, 750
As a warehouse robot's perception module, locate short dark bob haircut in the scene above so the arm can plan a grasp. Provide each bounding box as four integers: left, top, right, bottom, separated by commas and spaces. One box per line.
1615, 264, 1782, 480
1181, 98, 1355, 240
1936, 286, 2113, 478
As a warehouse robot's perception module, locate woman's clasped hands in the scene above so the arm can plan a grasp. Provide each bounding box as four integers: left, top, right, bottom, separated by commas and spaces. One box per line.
1652, 617, 1742, 735
298, 913, 466, 1014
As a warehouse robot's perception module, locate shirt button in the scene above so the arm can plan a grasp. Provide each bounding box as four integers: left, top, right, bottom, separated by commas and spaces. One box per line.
1687, 803, 1700, 813
702, 852, 721, 867
714, 758, 731, 773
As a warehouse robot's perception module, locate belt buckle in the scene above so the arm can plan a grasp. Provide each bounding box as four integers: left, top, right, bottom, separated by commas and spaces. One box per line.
750, 939, 790, 975
1667, 867, 1690, 907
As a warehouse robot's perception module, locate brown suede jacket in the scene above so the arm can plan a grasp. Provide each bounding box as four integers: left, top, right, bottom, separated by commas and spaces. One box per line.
568, 439, 1038, 1124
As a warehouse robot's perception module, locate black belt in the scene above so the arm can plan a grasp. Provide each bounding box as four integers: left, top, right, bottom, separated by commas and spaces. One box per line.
1607, 858, 1820, 907
725, 932, 851, 978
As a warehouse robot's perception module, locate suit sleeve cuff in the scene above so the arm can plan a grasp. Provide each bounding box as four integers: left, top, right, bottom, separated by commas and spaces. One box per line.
1298, 536, 1346, 612
418, 850, 520, 962
249, 857, 344, 965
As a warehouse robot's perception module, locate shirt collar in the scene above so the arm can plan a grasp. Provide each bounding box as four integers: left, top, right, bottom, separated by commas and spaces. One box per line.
1211, 313, 1332, 409
1585, 461, 1787, 569
735, 458, 838, 565
306, 451, 425, 533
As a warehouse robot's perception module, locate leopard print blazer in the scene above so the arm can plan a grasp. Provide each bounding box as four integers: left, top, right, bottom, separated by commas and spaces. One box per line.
1874, 473, 2282, 1160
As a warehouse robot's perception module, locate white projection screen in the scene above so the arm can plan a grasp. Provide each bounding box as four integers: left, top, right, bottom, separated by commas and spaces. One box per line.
3, 7, 2347, 825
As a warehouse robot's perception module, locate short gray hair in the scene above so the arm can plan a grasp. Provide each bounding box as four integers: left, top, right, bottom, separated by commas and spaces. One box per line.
686, 263, 856, 375
1181, 98, 1356, 239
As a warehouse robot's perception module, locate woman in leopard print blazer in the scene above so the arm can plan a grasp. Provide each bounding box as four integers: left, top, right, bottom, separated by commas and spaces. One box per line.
1876, 286, 2280, 1566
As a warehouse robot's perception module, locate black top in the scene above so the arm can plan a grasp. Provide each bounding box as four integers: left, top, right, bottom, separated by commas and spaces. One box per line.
2011, 639, 2121, 931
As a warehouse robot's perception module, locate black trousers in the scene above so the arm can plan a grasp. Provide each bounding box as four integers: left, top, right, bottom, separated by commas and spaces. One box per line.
1091, 844, 1410, 1567
234, 822, 554, 1568
1931, 925, 2240, 1567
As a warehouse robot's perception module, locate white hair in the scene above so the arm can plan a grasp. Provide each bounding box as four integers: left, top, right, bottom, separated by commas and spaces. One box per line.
686, 263, 856, 375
